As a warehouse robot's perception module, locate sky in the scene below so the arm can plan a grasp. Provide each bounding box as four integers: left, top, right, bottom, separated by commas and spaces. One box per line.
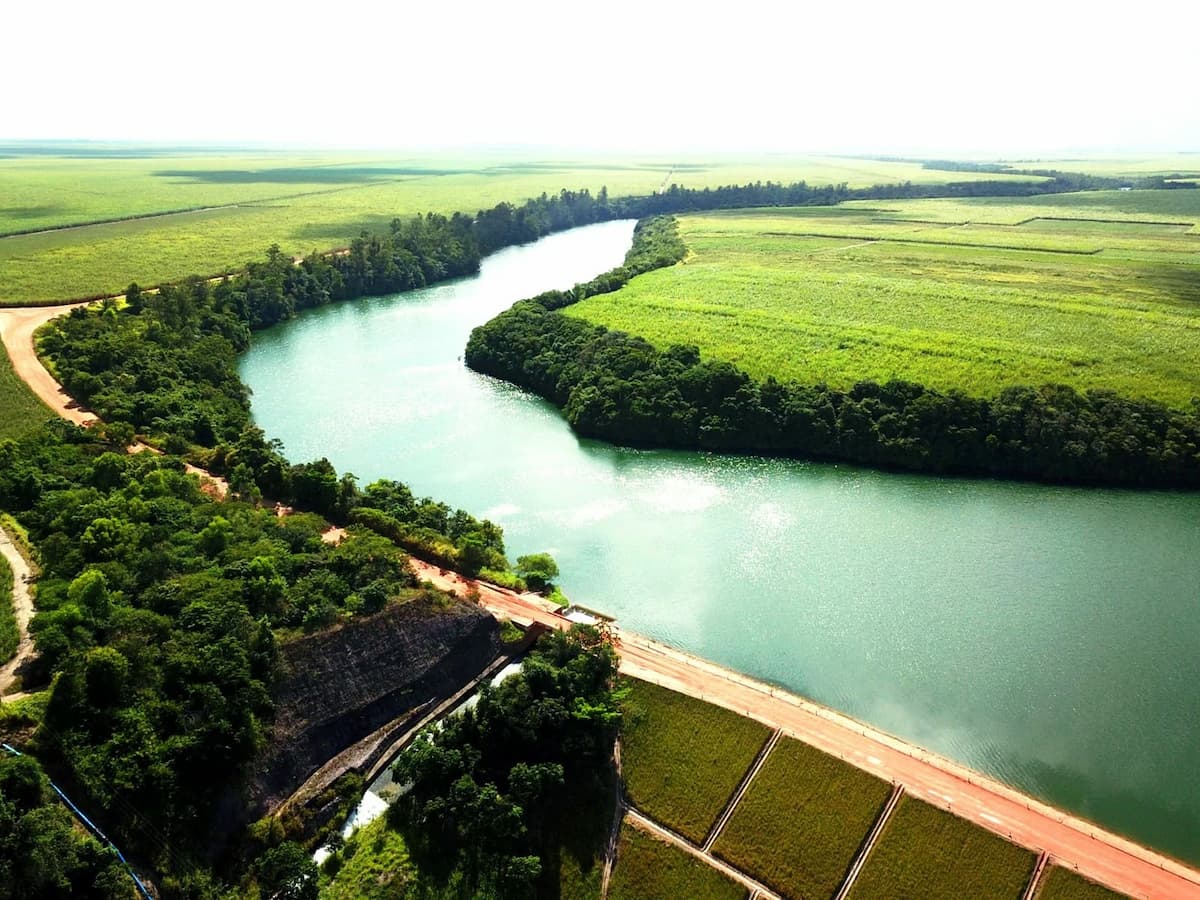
3, 0, 1198, 156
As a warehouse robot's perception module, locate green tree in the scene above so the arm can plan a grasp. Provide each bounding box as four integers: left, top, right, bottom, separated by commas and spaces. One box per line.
253, 842, 318, 900
515, 553, 559, 592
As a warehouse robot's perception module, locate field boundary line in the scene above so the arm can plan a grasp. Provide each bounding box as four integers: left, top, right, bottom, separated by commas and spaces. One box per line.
1021, 850, 1050, 900
624, 807, 782, 900
702, 728, 781, 852
760, 230, 1104, 255
832, 782, 904, 900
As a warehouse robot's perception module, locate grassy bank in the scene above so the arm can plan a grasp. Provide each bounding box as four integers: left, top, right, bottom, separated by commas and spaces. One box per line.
619, 678, 771, 844
1035, 866, 1130, 900
0, 348, 51, 441
848, 796, 1037, 900
0, 551, 16, 663
610, 824, 747, 900
712, 736, 891, 899
566, 193, 1200, 408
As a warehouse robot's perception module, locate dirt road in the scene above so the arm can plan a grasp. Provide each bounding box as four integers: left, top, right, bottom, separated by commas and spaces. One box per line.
0, 525, 36, 699
410, 559, 1200, 900
0, 303, 95, 427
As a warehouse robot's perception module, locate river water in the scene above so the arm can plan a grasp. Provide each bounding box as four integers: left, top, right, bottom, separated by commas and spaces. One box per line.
240, 220, 1200, 864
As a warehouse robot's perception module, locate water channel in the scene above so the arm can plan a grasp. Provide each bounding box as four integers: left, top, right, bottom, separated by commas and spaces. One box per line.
241, 219, 1200, 863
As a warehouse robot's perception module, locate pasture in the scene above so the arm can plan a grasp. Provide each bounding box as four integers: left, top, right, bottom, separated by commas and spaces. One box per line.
618, 678, 771, 844
847, 796, 1036, 900
609, 824, 747, 900
711, 737, 891, 900
0, 148, 1042, 305
567, 191, 1200, 408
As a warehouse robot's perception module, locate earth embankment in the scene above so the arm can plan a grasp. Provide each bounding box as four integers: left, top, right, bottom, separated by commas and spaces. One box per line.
247, 595, 501, 816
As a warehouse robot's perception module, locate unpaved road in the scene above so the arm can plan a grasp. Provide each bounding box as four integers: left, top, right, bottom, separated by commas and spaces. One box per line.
0, 304, 229, 499
410, 559, 1200, 900
0, 526, 36, 699
0, 303, 95, 427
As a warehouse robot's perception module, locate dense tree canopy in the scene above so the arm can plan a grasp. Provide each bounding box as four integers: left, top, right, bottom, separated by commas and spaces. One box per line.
389, 626, 621, 899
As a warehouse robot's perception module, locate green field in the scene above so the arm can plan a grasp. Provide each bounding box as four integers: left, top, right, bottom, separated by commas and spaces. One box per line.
619, 678, 771, 844
1001, 155, 1200, 180
0, 551, 15, 663
847, 796, 1036, 900
610, 824, 747, 900
0, 149, 1043, 305
319, 816, 420, 899
1034, 866, 1129, 900
0, 349, 50, 441
567, 191, 1200, 408
711, 737, 891, 900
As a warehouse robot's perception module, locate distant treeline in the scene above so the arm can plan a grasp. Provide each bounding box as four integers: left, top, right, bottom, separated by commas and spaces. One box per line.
466, 218, 1200, 488
918, 159, 1198, 189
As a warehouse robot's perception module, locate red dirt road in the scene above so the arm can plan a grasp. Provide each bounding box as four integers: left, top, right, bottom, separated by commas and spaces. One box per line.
0, 303, 95, 427
411, 560, 1200, 900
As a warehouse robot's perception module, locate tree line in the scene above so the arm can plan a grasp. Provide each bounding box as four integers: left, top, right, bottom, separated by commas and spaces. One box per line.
466, 218, 1200, 488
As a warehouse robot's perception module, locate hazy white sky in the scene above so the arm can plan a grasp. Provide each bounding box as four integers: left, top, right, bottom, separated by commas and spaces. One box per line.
3, 0, 1197, 155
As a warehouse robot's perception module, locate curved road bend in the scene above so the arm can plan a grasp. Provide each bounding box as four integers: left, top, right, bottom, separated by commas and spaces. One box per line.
410, 560, 1200, 900
0, 303, 95, 427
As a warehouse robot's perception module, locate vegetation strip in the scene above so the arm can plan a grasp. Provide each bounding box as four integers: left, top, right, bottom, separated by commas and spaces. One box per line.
609, 821, 749, 900
845, 796, 1037, 900
624, 808, 779, 900
618, 676, 772, 845
710, 736, 893, 900
833, 784, 905, 900
702, 729, 781, 851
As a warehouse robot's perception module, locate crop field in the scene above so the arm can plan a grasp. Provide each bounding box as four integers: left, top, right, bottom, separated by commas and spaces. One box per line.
1034, 866, 1129, 900
1001, 154, 1200, 180
0, 148, 1045, 305
619, 678, 771, 844
609, 824, 747, 900
847, 796, 1036, 900
567, 191, 1200, 408
711, 736, 891, 899
0, 349, 50, 441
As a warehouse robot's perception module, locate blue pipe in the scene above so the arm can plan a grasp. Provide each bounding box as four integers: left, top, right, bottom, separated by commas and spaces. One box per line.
3, 743, 154, 899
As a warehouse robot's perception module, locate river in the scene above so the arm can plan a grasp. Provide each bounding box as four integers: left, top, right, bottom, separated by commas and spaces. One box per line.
240, 219, 1200, 864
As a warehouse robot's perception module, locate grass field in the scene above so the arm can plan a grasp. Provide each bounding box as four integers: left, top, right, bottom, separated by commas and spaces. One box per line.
619, 678, 771, 844
847, 796, 1036, 900
1001, 155, 1200, 180
318, 816, 420, 900
609, 824, 747, 900
711, 736, 891, 900
0, 552, 16, 664
0, 348, 50, 441
567, 191, 1200, 408
0, 148, 1044, 305
1034, 866, 1130, 900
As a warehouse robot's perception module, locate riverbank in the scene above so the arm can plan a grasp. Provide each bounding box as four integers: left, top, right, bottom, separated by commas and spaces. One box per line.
411, 558, 1200, 900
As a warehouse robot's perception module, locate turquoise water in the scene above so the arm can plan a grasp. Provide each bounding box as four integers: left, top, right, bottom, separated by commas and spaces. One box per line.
241, 220, 1200, 863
